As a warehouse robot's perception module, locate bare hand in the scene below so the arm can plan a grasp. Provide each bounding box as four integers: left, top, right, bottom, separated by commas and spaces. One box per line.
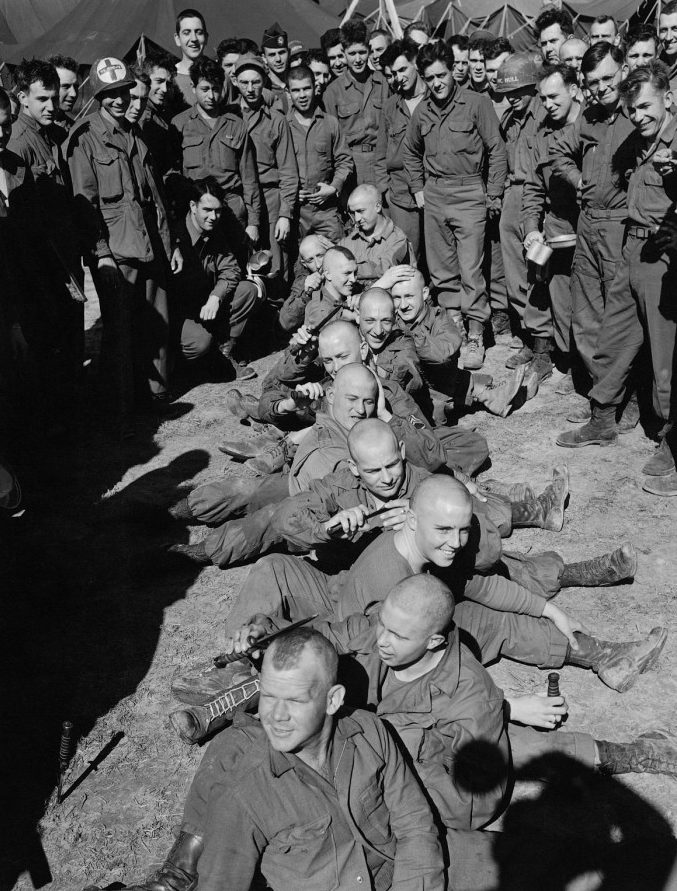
325, 504, 370, 538
523, 230, 545, 250
274, 216, 290, 243
414, 190, 425, 209
652, 149, 677, 176
308, 182, 337, 206
199, 294, 221, 321
222, 623, 267, 660
375, 499, 409, 531
375, 264, 418, 291
245, 225, 259, 246
304, 271, 323, 292
170, 246, 184, 273
296, 382, 324, 401
373, 371, 393, 422
486, 195, 502, 219
508, 693, 568, 729
542, 602, 590, 650
290, 325, 316, 350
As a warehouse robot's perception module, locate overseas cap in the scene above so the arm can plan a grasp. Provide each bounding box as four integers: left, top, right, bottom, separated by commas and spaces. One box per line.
234, 53, 267, 77
89, 57, 135, 97
262, 23, 288, 49
493, 52, 540, 94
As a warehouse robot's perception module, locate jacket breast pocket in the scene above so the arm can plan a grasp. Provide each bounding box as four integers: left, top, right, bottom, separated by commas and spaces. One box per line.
265, 813, 339, 891
337, 102, 360, 119
420, 119, 438, 157
93, 154, 123, 202
182, 136, 203, 171
217, 135, 239, 173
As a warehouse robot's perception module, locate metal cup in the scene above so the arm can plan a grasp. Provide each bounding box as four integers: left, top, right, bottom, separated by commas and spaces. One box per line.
526, 240, 553, 267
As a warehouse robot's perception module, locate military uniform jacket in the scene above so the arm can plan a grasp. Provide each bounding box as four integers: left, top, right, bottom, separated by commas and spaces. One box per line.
549, 102, 635, 216
67, 111, 171, 263
403, 86, 507, 197
239, 101, 299, 219
197, 710, 444, 891
324, 69, 389, 151
316, 620, 510, 831
170, 105, 262, 227
303, 286, 355, 329
626, 115, 677, 228
399, 304, 462, 393
286, 106, 353, 197
174, 212, 241, 307
140, 102, 181, 179
363, 329, 424, 397
374, 91, 421, 210
499, 96, 544, 185
522, 114, 580, 240
340, 216, 413, 284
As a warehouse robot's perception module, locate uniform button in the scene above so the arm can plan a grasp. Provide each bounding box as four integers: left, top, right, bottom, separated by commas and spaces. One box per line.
356, 877, 363, 884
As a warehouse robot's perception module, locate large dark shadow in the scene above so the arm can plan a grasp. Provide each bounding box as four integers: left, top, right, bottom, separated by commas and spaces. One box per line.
0, 383, 208, 889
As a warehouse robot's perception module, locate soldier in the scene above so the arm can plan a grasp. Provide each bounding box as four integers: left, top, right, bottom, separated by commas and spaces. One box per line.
216, 37, 242, 105
171, 57, 261, 264
67, 57, 182, 436
625, 23, 659, 72
306, 49, 332, 101
173, 7, 208, 109
522, 63, 582, 385
659, 0, 677, 89
392, 271, 531, 420
138, 53, 181, 181
550, 43, 636, 423
340, 184, 413, 286
368, 28, 391, 72
558, 37, 589, 80
557, 62, 677, 497
589, 15, 621, 46
10, 58, 84, 433
124, 64, 150, 127
320, 28, 347, 80
375, 38, 427, 263
448, 34, 470, 87
285, 65, 352, 243
278, 234, 332, 334
303, 245, 358, 328
172, 177, 261, 379
535, 6, 574, 65
47, 55, 79, 132
467, 32, 492, 95
261, 23, 291, 110
234, 54, 299, 306
494, 53, 543, 369
403, 40, 508, 371
324, 20, 390, 190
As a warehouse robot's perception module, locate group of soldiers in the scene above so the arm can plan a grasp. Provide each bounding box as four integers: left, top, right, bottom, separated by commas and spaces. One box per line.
2, 4, 677, 890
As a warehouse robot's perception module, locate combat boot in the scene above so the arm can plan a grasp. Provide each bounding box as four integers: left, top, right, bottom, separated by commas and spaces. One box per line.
218, 427, 283, 459
642, 437, 676, 476
219, 339, 256, 381
167, 541, 211, 565
462, 333, 485, 371
511, 465, 569, 532
133, 831, 203, 891
225, 388, 261, 422
556, 402, 617, 448
246, 436, 298, 474
473, 367, 525, 417
170, 674, 261, 744
530, 336, 553, 382
617, 395, 640, 435
642, 470, 677, 497
491, 309, 512, 344
565, 626, 668, 693
168, 498, 194, 521
506, 344, 533, 369
560, 542, 637, 587
481, 479, 536, 502
597, 731, 677, 777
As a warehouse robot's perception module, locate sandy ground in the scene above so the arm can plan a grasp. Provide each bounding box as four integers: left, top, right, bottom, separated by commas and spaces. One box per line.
4, 283, 677, 891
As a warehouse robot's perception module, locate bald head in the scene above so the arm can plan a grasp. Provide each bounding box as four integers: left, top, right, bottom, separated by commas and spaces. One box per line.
328, 363, 378, 431
349, 183, 381, 205
391, 270, 429, 324
347, 418, 406, 498
359, 288, 396, 352
318, 320, 362, 378
406, 475, 474, 568
323, 246, 357, 299
388, 574, 455, 635
348, 417, 399, 461
348, 184, 383, 236
299, 234, 330, 271
411, 474, 471, 513
559, 37, 588, 71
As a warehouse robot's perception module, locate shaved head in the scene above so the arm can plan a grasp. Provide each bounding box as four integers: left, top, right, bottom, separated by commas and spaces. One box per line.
300, 234, 329, 256
347, 418, 406, 498
348, 417, 399, 461
411, 474, 472, 513
359, 288, 396, 352
318, 320, 363, 378
348, 184, 382, 235
323, 246, 357, 300
359, 287, 394, 314
388, 574, 455, 635
328, 363, 378, 430
406, 475, 474, 568
319, 319, 361, 349
348, 183, 380, 205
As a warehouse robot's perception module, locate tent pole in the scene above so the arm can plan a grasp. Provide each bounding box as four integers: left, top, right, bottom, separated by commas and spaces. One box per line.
341, 0, 362, 26
382, 0, 404, 37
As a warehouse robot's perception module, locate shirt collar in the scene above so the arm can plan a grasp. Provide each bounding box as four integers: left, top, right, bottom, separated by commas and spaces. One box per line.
268, 713, 362, 777
350, 215, 393, 243
185, 212, 207, 246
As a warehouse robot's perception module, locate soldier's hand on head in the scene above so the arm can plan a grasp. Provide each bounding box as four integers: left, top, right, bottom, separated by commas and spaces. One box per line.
225, 623, 267, 660
308, 182, 337, 206
325, 504, 370, 538
374, 264, 417, 291
275, 216, 291, 242
507, 693, 568, 729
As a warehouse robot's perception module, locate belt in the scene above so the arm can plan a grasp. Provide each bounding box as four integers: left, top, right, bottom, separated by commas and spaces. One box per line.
627, 225, 655, 239
353, 144, 375, 153
582, 208, 627, 221
427, 173, 482, 185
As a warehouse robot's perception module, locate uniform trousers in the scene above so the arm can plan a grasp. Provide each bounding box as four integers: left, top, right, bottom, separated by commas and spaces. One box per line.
499, 184, 528, 326
387, 199, 423, 266
177, 281, 261, 362
590, 233, 677, 422
260, 186, 289, 304
526, 246, 574, 352
424, 176, 489, 324
298, 201, 345, 243
483, 215, 508, 314
570, 211, 626, 376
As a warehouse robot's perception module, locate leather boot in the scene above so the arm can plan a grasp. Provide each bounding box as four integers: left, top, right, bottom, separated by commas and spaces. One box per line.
617, 395, 640, 435
131, 831, 204, 891
219, 339, 256, 381
225, 388, 261, 422
218, 428, 283, 459
246, 436, 297, 474
530, 336, 554, 382
481, 479, 536, 502
597, 731, 677, 777
506, 344, 533, 369
565, 627, 668, 693
474, 367, 525, 417
560, 542, 637, 587
167, 541, 211, 565
556, 402, 618, 448
642, 438, 676, 476
170, 676, 260, 744
168, 498, 194, 522
511, 465, 569, 532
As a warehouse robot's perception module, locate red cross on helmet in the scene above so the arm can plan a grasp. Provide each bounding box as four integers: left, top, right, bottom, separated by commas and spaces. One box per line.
89, 56, 136, 97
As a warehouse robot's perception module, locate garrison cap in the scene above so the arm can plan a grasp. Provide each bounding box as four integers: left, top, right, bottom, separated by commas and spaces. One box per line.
234, 53, 267, 77
493, 52, 540, 94
262, 23, 288, 50
89, 57, 135, 97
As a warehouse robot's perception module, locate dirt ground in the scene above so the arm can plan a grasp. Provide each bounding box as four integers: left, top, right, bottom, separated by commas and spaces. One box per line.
4, 284, 677, 891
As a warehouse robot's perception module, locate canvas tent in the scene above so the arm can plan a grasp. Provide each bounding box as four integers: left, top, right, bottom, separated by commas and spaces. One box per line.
0, 0, 80, 45
2, 0, 339, 65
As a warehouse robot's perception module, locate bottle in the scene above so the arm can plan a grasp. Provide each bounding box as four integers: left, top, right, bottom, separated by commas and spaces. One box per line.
547, 672, 560, 697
